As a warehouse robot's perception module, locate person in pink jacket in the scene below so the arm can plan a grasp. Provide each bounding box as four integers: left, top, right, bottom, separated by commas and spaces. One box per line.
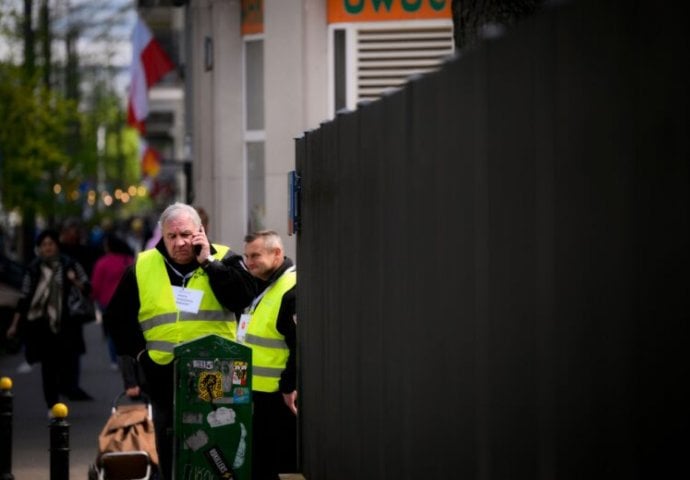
91, 233, 134, 369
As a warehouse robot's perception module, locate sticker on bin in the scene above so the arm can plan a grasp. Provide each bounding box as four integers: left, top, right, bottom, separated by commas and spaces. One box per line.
192, 359, 215, 369
203, 446, 235, 479
232, 361, 248, 386
185, 429, 209, 451
182, 411, 204, 424
207, 407, 236, 427
233, 387, 250, 404
198, 371, 223, 402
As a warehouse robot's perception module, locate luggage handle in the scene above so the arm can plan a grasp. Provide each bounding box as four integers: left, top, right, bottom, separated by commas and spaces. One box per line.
112, 392, 153, 419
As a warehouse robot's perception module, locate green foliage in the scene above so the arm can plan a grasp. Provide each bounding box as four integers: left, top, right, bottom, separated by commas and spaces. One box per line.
0, 62, 149, 225
0, 63, 79, 217
77, 79, 150, 214
76, 80, 135, 185
0, 0, 153, 259
110, 126, 142, 185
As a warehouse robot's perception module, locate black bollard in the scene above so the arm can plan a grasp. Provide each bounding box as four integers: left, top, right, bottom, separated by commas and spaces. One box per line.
49, 404, 70, 480
0, 377, 13, 480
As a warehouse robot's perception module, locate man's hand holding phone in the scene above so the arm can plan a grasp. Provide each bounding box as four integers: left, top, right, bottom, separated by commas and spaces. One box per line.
193, 226, 209, 261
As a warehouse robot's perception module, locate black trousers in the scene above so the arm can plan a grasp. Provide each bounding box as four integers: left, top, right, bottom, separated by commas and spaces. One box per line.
252, 391, 297, 480
40, 351, 79, 408
26, 320, 83, 408
139, 353, 174, 480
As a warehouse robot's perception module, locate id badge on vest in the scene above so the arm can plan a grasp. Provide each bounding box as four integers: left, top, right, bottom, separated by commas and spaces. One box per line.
237, 313, 251, 343
172, 286, 204, 314
239, 286, 268, 343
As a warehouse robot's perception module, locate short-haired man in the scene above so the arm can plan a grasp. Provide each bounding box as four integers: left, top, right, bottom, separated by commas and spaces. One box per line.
241, 230, 297, 480
105, 202, 256, 480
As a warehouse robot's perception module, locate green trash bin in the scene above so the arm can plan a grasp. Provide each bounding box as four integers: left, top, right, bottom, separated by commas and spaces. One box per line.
173, 334, 252, 479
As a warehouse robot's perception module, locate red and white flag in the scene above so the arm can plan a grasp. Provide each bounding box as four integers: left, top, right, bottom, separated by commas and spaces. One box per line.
127, 17, 174, 133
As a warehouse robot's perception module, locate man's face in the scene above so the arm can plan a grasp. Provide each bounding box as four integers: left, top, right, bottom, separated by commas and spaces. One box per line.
244, 238, 280, 280
162, 214, 197, 264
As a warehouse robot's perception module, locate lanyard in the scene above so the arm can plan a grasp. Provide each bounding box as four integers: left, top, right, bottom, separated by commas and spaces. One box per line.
163, 257, 196, 288
238, 265, 295, 342
245, 288, 269, 315
244, 265, 296, 314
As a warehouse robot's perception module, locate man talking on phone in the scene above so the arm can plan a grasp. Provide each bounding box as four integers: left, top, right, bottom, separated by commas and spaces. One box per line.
104, 202, 257, 480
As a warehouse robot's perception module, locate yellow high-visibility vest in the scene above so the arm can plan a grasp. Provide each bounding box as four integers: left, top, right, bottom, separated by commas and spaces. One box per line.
244, 267, 296, 392
135, 245, 235, 364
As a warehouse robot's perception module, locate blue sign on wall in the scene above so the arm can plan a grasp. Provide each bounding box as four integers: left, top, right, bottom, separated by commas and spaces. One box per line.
288, 170, 301, 235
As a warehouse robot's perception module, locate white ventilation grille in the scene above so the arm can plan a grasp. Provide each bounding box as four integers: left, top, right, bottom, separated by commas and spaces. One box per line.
356, 24, 454, 102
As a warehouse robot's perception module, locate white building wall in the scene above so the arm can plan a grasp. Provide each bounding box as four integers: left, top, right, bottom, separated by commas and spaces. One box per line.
301, 0, 330, 131
189, 1, 214, 229
189, 0, 246, 249
187, 0, 329, 258
164, 1, 450, 257
211, 0, 246, 250
264, 0, 328, 259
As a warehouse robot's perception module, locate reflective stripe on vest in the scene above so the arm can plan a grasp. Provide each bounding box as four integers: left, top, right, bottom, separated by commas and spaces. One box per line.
244, 267, 296, 393
136, 245, 236, 365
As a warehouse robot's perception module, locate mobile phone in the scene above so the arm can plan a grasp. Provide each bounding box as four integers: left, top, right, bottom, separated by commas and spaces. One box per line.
194, 227, 202, 256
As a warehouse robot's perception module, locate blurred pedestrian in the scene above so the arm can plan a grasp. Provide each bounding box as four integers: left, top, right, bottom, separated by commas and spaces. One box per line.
90, 233, 134, 370
104, 202, 256, 480
59, 217, 101, 277
195, 205, 210, 232
144, 221, 162, 251
6, 229, 94, 412
125, 217, 147, 255
241, 230, 298, 480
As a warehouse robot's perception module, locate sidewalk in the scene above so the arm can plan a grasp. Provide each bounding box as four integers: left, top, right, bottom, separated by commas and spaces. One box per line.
0, 320, 306, 479
0, 320, 122, 479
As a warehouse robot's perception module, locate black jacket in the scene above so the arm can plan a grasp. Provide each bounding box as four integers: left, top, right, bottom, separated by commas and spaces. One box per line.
15, 254, 91, 362
104, 240, 257, 378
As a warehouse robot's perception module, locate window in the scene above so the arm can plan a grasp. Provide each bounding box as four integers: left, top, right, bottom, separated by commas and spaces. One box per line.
245, 39, 265, 130
246, 141, 265, 232
244, 38, 265, 232
330, 21, 454, 115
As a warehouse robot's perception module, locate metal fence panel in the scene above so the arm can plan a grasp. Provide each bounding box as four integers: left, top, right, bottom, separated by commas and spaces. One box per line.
296, 1, 689, 478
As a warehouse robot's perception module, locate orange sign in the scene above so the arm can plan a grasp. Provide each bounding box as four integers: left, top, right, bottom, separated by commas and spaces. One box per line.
241, 0, 263, 35
328, 0, 450, 23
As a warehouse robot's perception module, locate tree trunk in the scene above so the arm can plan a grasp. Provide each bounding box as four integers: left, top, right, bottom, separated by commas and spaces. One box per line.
39, 0, 51, 88
66, 27, 80, 101
23, 0, 35, 79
